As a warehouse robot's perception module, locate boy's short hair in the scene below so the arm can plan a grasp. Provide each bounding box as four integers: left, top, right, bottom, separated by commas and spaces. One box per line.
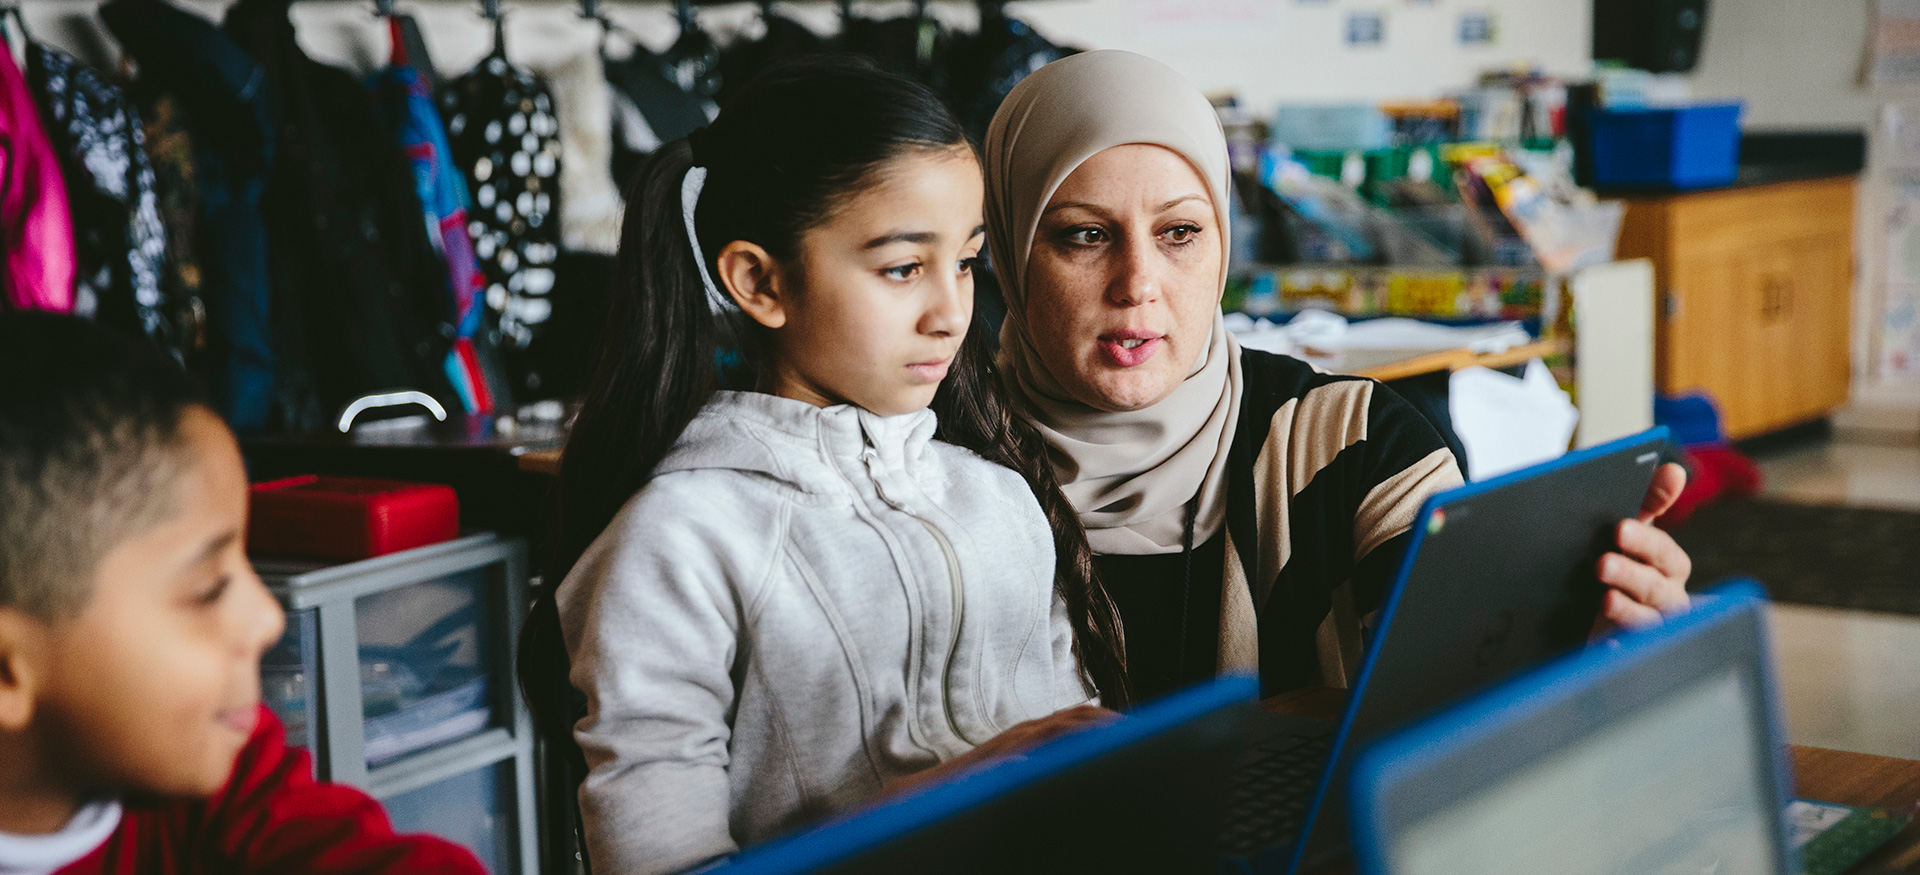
0, 313, 211, 620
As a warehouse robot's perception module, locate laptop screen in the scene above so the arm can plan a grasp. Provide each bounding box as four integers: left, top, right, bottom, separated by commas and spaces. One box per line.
708, 676, 1257, 875
1387, 666, 1778, 875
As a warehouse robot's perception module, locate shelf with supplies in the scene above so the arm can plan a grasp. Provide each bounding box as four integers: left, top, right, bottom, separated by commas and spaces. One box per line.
1227, 259, 1657, 453
254, 532, 539, 875
1227, 264, 1558, 327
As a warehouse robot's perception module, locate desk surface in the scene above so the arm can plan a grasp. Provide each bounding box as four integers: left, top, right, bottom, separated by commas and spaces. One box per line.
1261, 688, 1920, 873
511, 338, 1568, 477
1316, 337, 1566, 383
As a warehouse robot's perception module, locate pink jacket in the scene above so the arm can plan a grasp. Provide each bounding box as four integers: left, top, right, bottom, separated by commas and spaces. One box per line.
0, 43, 73, 312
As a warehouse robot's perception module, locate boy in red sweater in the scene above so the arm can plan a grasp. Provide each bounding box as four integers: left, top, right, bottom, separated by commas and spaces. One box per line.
0, 313, 485, 875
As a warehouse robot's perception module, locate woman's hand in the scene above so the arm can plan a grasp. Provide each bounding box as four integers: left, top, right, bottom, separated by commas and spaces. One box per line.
1595, 462, 1694, 633
880, 705, 1120, 798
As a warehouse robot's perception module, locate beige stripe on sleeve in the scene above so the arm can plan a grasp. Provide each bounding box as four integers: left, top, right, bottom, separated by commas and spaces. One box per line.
1218, 528, 1260, 675
1227, 379, 1462, 686
1247, 380, 1375, 607
1352, 447, 1464, 561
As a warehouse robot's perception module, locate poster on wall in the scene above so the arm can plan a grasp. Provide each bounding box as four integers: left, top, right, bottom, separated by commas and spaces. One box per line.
1883, 288, 1919, 378
1882, 181, 1920, 378
1347, 11, 1387, 45
1881, 104, 1920, 170
1868, 0, 1920, 86
1459, 12, 1498, 46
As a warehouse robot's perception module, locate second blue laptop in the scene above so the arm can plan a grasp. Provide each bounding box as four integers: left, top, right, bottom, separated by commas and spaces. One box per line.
1348, 582, 1795, 875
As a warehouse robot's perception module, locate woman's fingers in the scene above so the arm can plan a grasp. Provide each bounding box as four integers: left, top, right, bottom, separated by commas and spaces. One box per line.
1638, 462, 1688, 523
1597, 520, 1692, 626
1597, 550, 1688, 614
1600, 588, 1665, 631
1615, 518, 1694, 592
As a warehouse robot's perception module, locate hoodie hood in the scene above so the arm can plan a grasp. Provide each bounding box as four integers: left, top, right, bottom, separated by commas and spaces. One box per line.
653, 391, 940, 494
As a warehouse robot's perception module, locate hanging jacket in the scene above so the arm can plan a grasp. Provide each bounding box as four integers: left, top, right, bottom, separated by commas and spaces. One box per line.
948, 14, 1073, 141
438, 42, 563, 401
0, 38, 73, 313
540, 50, 619, 254
26, 43, 179, 357
838, 12, 954, 96
225, 0, 455, 426
558, 391, 1093, 875
392, 14, 439, 93
534, 249, 611, 400
102, 0, 282, 431
603, 42, 712, 187
126, 89, 208, 371
715, 12, 826, 105
661, 17, 722, 101
371, 62, 498, 413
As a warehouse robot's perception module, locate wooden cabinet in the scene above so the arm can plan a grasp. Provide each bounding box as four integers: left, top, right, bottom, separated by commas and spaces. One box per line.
1614, 177, 1856, 439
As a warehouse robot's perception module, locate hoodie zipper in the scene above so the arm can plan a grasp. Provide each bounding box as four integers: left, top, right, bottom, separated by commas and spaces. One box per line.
861, 445, 969, 743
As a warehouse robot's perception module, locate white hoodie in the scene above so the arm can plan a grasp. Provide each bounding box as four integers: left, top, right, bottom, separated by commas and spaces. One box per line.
557, 391, 1093, 875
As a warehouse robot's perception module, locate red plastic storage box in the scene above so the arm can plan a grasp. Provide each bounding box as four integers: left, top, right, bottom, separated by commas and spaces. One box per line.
249, 475, 460, 561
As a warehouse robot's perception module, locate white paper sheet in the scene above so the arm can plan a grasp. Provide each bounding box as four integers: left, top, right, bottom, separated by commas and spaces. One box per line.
1884, 285, 1920, 378
1449, 360, 1578, 480
1227, 310, 1529, 353
1883, 182, 1920, 379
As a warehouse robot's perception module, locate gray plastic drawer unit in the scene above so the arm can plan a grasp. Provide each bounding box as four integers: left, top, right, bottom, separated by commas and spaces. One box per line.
256, 533, 536, 875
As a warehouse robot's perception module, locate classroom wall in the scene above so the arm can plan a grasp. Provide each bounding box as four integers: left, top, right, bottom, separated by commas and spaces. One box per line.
1003, 0, 1592, 111
21, 0, 1589, 113
1685, 0, 1878, 131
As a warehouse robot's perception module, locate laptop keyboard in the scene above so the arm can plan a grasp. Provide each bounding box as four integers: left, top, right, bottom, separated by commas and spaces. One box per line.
1219, 732, 1332, 856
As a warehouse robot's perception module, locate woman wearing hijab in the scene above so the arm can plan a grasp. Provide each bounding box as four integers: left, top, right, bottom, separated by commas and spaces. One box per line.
983, 50, 1694, 703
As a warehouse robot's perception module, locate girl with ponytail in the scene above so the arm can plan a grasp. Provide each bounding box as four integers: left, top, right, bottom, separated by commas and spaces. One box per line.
537, 56, 1129, 874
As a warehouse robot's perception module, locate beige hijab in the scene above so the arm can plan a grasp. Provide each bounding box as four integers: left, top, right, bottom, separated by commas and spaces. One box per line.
985, 50, 1244, 556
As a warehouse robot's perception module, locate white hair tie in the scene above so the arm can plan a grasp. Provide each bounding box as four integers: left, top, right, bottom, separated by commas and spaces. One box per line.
680, 166, 735, 314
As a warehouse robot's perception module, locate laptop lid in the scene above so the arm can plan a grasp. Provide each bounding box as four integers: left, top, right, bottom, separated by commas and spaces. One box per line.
1347, 581, 1792, 875
1277, 427, 1671, 871
703, 675, 1259, 875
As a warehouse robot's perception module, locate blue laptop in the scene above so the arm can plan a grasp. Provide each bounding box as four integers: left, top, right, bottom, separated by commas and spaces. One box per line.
698, 675, 1258, 874
1347, 582, 1795, 875
1220, 427, 1673, 873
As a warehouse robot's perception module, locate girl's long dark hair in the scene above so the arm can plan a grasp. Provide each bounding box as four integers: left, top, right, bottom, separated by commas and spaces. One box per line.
521, 59, 1129, 770
931, 323, 1131, 708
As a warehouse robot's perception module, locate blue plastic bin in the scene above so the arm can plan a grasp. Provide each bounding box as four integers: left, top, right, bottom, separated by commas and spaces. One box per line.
1587, 103, 1743, 190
